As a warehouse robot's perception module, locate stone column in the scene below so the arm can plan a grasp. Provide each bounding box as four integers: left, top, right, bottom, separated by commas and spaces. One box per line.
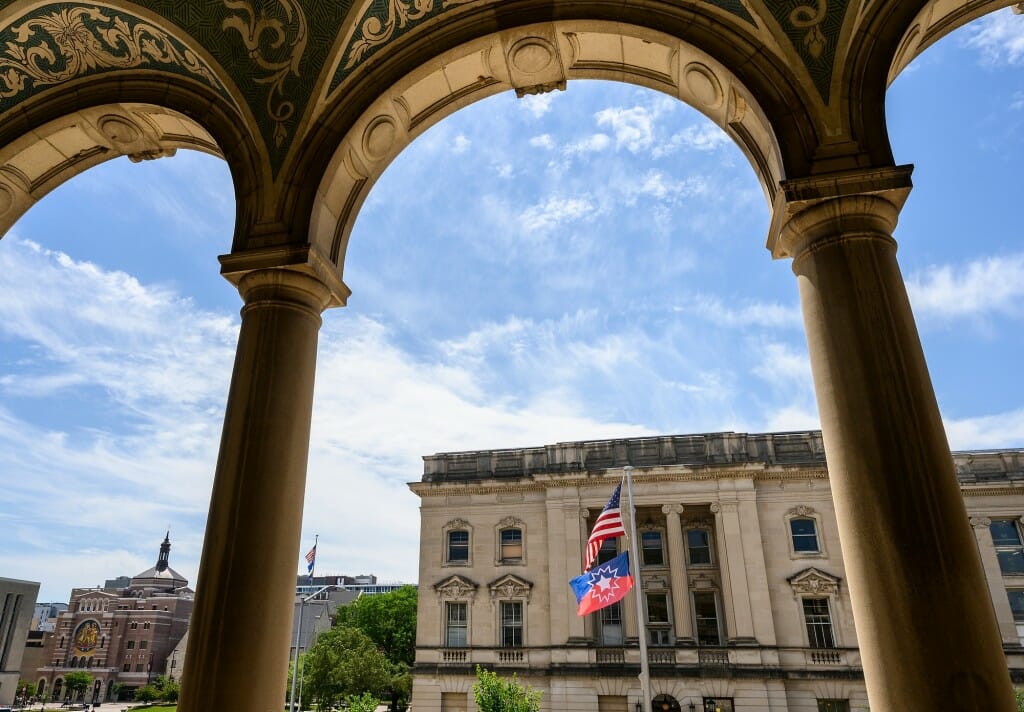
716, 501, 756, 643
661, 504, 693, 642
566, 506, 588, 642
710, 503, 736, 639
178, 267, 333, 712
776, 168, 1014, 710
971, 516, 1020, 645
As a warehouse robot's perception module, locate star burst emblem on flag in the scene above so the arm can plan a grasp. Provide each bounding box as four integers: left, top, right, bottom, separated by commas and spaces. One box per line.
569, 550, 634, 616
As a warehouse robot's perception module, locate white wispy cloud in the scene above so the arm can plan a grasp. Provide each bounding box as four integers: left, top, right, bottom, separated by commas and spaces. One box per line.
564, 133, 612, 155
529, 134, 555, 149
676, 295, 803, 329
654, 124, 732, 156
595, 105, 657, 153
452, 134, 471, 154
519, 195, 598, 233
519, 92, 558, 118
906, 253, 1024, 319
944, 408, 1024, 450
963, 8, 1024, 65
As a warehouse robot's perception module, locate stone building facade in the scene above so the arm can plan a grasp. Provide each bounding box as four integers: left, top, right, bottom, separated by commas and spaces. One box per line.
0, 577, 39, 705
410, 431, 1024, 712
28, 534, 193, 703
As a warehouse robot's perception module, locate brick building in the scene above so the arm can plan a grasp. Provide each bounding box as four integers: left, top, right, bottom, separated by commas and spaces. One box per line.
28, 534, 192, 703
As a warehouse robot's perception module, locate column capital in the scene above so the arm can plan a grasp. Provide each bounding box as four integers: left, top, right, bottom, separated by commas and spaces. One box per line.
709, 503, 721, 514
237, 268, 335, 322
768, 165, 914, 261
220, 243, 351, 308
661, 504, 684, 516
970, 516, 993, 530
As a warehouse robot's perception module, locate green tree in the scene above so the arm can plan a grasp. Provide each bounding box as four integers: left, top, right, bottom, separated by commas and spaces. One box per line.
303, 626, 390, 709
160, 678, 180, 702
1015, 688, 1024, 712
346, 691, 381, 712
473, 666, 542, 712
17, 679, 37, 700
334, 585, 418, 667
134, 684, 159, 703
63, 671, 93, 700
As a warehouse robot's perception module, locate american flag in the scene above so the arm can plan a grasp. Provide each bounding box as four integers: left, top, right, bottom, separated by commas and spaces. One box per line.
305, 545, 316, 576
583, 483, 626, 571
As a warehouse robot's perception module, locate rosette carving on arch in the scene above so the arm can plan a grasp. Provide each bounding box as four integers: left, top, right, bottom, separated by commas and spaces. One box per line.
222, 0, 307, 147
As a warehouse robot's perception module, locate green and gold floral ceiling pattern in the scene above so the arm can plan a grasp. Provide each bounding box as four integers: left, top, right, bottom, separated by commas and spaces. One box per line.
0, 0, 864, 172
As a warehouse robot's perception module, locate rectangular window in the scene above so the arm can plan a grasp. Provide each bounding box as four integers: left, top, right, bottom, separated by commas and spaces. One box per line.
1008, 590, 1024, 643
599, 602, 623, 645
817, 701, 850, 712
500, 601, 523, 647
803, 598, 836, 648
597, 538, 617, 565
122, 663, 130, 672
500, 529, 523, 562
687, 530, 712, 565
692, 591, 721, 646
139, 640, 147, 649
702, 698, 734, 712
135, 663, 143, 672
641, 531, 664, 566
790, 518, 820, 553
445, 602, 467, 647
646, 593, 669, 623
126, 640, 134, 649
991, 520, 1024, 574
447, 530, 469, 563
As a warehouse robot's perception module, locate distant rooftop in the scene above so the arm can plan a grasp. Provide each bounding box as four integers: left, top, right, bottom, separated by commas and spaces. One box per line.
420, 430, 1024, 485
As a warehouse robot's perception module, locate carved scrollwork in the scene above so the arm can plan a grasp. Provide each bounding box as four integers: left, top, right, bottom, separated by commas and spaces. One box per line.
488, 574, 532, 601
445, 518, 470, 530
787, 505, 816, 518
788, 567, 840, 595
343, 0, 474, 71
0, 6, 220, 100
970, 516, 993, 530
498, 516, 524, 529
222, 0, 307, 147
788, 0, 828, 59
435, 574, 478, 600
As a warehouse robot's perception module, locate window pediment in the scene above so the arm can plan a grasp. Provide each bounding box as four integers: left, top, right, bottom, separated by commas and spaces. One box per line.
788, 567, 840, 595
488, 573, 533, 601
435, 574, 478, 600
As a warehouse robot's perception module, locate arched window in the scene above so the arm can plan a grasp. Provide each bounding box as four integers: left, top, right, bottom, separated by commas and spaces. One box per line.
447, 530, 470, 563
791, 518, 820, 553
143, 621, 150, 630
38, 678, 46, 697
499, 528, 523, 563
442, 518, 473, 566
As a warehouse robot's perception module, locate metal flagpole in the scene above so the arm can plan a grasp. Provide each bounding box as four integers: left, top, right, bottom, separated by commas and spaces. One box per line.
288, 597, 304, 711
624, 466, 653, 712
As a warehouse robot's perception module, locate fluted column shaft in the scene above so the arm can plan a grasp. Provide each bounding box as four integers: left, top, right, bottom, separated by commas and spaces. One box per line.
661, 504, 693, 642
179, 268, 332, 712
784, 190, 1013, 710
971, 516, 1020, 645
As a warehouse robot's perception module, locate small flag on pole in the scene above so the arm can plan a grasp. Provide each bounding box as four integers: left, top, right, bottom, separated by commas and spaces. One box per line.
305, 544, 316, 580
583, 482, 626, 571
569, 551, 634, 616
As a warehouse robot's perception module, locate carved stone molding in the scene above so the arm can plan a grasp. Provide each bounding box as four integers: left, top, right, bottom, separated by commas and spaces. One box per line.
444, 518, 470, 530
709, 503, 722, 514
970, 516, 993, 530
787, 505, 816, 518
661, 504, 684, 516
498, 516, 524, 530
788, 567, 840, 596
488, 574, 533, 601
435, 574, 478, 600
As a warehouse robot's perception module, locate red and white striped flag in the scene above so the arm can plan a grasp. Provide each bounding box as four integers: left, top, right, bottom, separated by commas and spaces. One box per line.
583, 483, 626, 571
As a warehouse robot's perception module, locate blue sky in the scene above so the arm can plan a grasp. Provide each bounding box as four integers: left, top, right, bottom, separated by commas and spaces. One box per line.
1, 11, 1023, 602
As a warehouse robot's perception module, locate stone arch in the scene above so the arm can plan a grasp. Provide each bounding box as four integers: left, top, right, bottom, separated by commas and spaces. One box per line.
304, 20, 785, 286
887, 1, 1021, 84
0, 2, 264, 250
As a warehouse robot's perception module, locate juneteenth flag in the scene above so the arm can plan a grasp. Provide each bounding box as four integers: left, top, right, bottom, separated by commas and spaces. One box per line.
569, 551, 634, 616
583, 482, 626, 571
305, 544, 317, 578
